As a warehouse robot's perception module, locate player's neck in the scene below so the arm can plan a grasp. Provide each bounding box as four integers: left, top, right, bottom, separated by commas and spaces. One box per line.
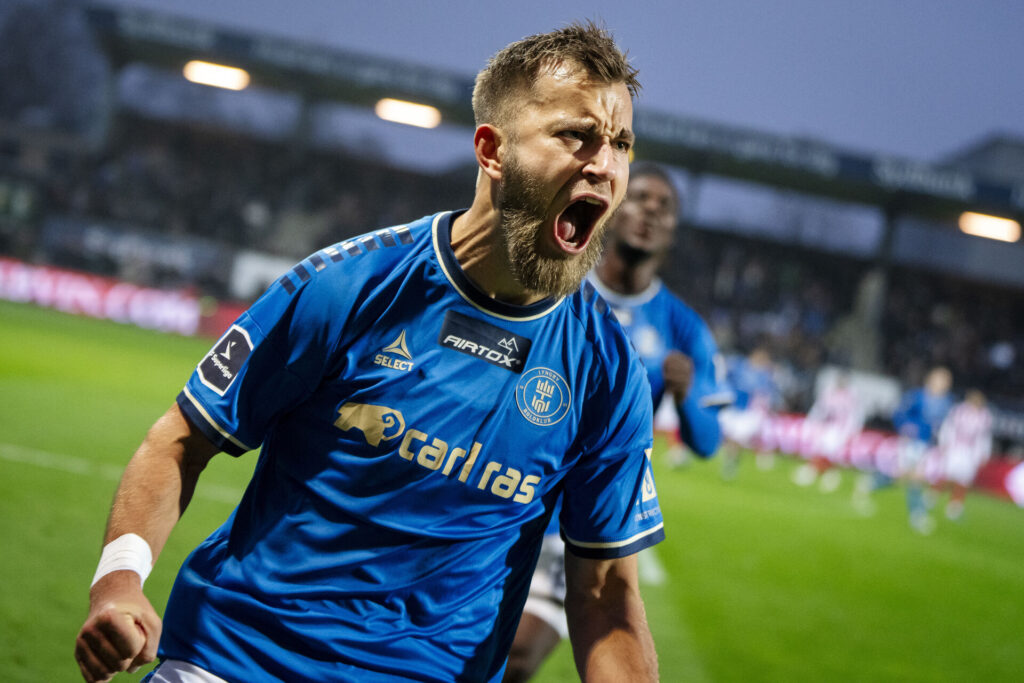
451, 199, 549, 307
594, 247, 659, 296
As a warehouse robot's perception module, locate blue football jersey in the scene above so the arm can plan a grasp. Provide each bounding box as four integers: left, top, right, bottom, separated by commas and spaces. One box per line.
588, 276, 733, 457
892, 388, 953, 443
725, 355, 781, 412
165, 211, 664, 682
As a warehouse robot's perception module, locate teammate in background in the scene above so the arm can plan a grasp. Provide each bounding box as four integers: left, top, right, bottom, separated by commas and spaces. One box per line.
719, 346, 782, 478
792, 370, 865, 492
854, 366, 954, 533
503, 161, 732, 682
75, 24, 665, 683
937, 389, 993, 520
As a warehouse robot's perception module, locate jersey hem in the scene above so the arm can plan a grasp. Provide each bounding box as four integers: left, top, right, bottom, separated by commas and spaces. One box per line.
563, 525, 665, 559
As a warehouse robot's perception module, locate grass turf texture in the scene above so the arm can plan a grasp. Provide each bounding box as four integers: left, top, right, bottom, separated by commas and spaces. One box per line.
2, 300, 1022, 682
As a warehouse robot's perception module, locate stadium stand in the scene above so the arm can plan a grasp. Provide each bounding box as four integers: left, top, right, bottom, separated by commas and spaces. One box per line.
2, 0, 1023, 454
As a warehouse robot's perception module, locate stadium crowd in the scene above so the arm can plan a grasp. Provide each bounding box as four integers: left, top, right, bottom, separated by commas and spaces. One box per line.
3, 111, 1024, 416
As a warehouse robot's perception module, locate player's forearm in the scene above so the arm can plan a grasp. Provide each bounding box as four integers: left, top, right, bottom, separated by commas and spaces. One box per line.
565, 557, 658, 683
103, 404, 217, 559
677, 398, 722, 458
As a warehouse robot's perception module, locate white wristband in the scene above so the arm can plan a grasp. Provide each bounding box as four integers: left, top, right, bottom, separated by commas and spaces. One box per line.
90, 533, 154, 587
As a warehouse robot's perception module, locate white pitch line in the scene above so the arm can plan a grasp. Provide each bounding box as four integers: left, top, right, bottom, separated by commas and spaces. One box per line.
0, 442, 243, 504
638, 546, 667, 586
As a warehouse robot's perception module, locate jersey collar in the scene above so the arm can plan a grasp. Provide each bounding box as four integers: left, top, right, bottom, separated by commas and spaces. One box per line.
432, 211, 564, 322
586, 272, 662, 308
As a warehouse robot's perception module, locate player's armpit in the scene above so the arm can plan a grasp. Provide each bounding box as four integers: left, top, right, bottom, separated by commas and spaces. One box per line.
563, 552, 658, 683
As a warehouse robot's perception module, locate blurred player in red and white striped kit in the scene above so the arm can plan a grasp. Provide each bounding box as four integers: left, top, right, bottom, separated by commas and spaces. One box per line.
792, 371, 865, 492
936, 389, 993, 520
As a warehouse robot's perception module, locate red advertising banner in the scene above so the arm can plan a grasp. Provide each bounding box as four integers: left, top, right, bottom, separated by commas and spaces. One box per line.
0, 257, 245, 338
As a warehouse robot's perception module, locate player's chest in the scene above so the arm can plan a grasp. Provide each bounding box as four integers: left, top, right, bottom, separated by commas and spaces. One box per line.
319, 306, 588, 459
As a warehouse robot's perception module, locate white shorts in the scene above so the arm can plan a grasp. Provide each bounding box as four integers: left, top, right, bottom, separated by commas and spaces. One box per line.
146, 660, 229, 683
944, 452, 981, 486
896, 437, 928, 477
815, 425, 851, 462
719, 407, 765, 448
522, 534, 568, 639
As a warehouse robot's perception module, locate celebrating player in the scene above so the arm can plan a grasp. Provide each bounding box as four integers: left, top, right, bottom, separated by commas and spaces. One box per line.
74, 23, 664, 683
504, 161, 732, 682
937, 389, 993, 520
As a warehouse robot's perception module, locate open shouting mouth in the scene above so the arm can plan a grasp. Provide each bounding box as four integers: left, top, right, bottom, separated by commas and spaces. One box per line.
553, 194, 609, 255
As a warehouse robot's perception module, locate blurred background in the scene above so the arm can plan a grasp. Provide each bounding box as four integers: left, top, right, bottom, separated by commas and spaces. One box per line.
4, 0, 1023, 452
2, 1, 1024, 680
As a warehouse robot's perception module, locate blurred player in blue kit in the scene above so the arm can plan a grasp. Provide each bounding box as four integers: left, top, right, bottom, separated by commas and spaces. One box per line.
718, 346, 783, 478
504, 162, 732, 682
854, 366, 954, 533
74, 24, 666, 683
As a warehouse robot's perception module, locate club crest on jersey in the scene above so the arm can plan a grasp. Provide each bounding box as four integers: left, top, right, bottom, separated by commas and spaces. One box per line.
197, 325, 253, 395
334, 402, 406, 446
515, 367, 571, 427
438, 310, 531, 373
374, 330, 414, 371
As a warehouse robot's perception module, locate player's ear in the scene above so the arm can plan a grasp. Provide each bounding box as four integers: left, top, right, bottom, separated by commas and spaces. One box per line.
474, 124, 504, 181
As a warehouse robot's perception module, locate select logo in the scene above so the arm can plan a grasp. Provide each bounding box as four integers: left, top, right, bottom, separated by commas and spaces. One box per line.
198, 325, 253, 395
374, 329, 415, 371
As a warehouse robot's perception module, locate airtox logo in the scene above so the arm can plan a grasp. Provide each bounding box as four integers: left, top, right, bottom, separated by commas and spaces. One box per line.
439, 310, 531, 373
374, 330, 414, 371
334, 402, 406, 446
515, 367, 571, 426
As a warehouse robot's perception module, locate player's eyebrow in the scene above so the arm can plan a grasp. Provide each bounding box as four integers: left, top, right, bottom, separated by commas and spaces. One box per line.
553, 117, 635, 145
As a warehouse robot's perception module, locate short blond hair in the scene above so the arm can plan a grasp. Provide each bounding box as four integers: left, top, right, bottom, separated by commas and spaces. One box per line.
472, 21, 640, 130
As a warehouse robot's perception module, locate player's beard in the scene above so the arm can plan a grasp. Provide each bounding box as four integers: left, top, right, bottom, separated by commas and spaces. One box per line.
498, 150, 607, 299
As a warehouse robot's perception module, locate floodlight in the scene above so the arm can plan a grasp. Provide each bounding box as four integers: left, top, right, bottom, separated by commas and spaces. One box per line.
183, 61, 251, 91
958, 212, 1021, 243
374, 98, 442, 129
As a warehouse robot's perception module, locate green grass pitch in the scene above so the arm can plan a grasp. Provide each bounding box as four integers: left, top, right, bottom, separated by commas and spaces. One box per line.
2, 300, 1023, 682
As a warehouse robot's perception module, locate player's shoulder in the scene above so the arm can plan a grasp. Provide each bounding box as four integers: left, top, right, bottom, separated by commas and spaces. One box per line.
568, 281, 650, 388
650, 282, 718, 351
567, 281, 654, 426
653, 282, 707, 327
271, 214, 434, 297
571, 279, 635, 350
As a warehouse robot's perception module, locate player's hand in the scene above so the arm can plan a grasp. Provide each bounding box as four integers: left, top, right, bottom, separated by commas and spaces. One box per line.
663, 351, 694, 403
75, 571, 162, 682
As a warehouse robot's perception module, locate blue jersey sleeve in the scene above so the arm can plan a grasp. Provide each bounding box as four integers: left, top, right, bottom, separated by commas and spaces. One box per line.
670, 305, 733, 457
559, 332, 664, 559
177, 251, 363, 455
892, 389, 924, 440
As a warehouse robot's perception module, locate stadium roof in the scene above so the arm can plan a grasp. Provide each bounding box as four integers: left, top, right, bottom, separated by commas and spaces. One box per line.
85, 3, 1023, 224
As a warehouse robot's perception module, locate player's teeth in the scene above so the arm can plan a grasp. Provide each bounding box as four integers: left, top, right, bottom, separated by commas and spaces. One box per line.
583, 197, 603, 205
